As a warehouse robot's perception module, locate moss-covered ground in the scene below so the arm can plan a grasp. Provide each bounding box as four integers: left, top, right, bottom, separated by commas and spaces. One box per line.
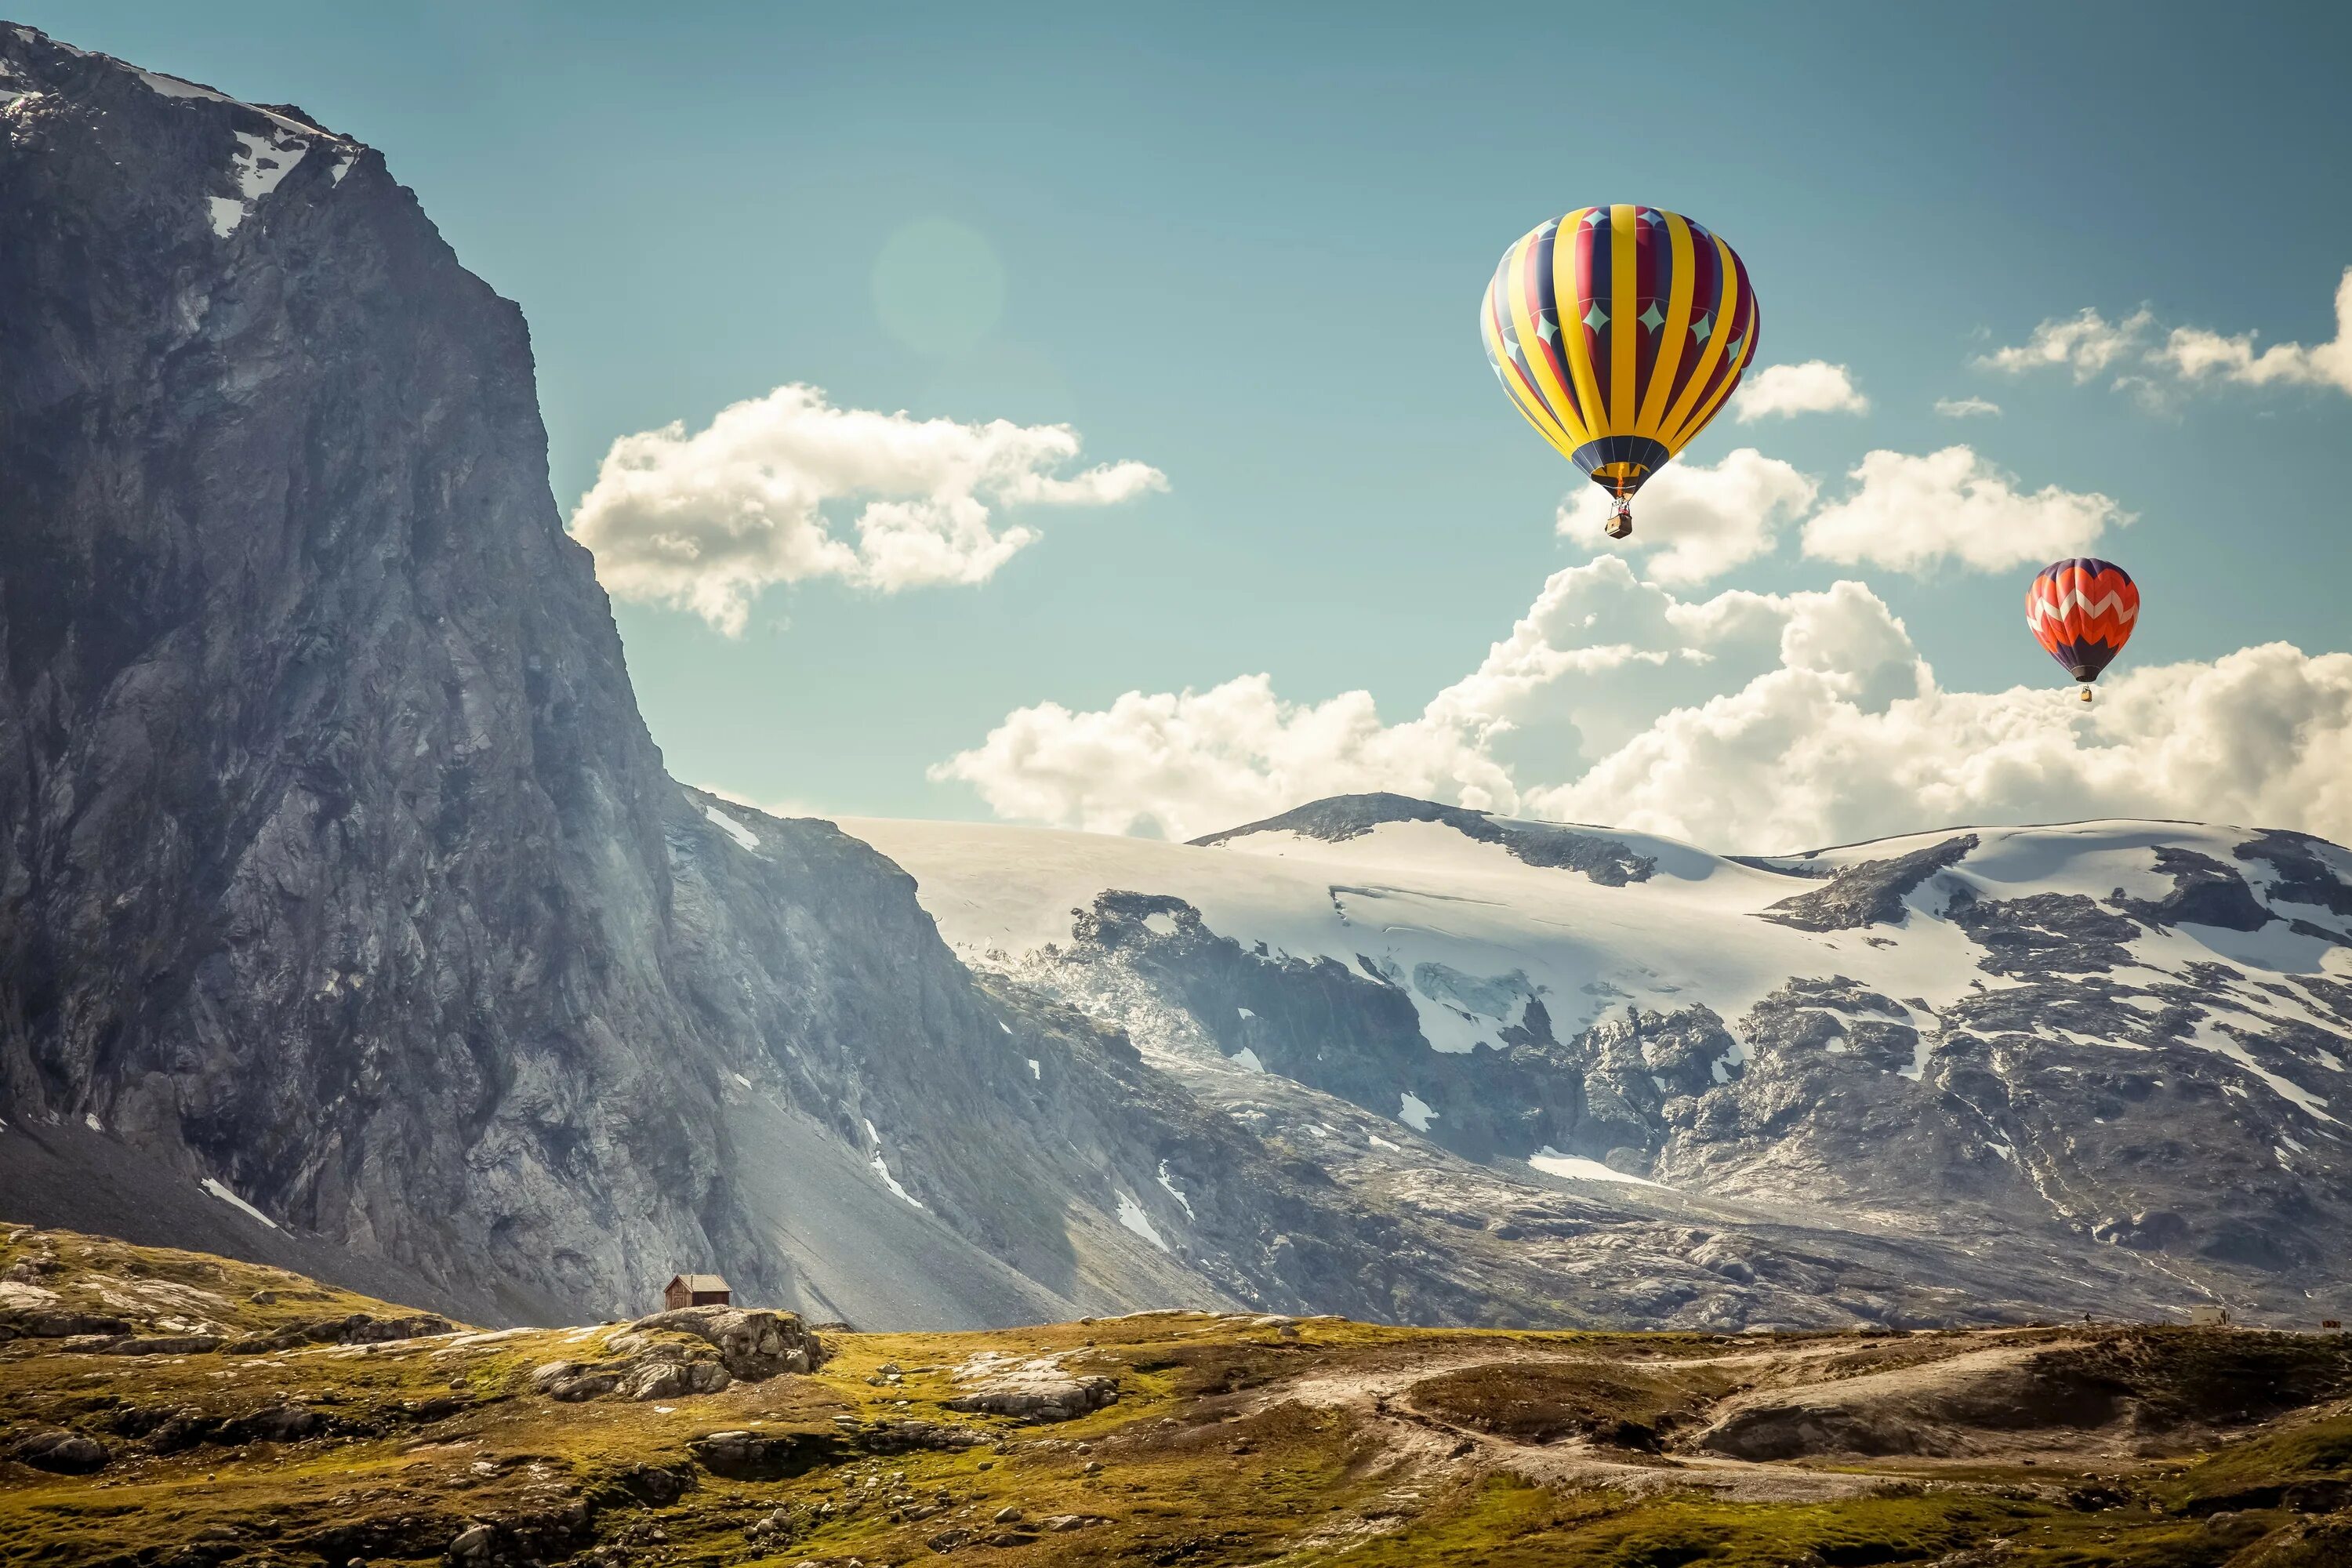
5, 1223, 2350, 1566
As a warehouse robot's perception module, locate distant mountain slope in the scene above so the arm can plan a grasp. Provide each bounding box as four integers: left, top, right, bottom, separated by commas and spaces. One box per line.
844, 799, 2352, 1323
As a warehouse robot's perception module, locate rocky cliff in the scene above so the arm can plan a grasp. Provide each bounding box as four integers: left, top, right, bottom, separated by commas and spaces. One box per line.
0, 24, 1469, 1331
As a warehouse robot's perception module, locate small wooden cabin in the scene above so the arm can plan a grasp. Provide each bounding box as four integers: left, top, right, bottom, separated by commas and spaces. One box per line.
664, 1272, 731, 1310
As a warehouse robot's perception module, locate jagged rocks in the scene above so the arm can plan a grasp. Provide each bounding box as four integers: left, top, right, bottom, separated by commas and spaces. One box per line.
943, 1351, 1119, 1423
1762, 834, 1977, 931
842, 1417, 989, 1454
0, 1309, 133, 1338
1192, 792, 1658, 884
225, 1313, 453, 1354
93, 1334, 228, 1355
9, 1428, 109, 1473
624, 1305, 824, 1379
528, 1307, 815, 1403
686, 1428, 838, 1481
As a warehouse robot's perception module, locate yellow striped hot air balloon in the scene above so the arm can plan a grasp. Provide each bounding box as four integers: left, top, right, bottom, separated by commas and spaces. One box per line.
1480, 205, 1759, 539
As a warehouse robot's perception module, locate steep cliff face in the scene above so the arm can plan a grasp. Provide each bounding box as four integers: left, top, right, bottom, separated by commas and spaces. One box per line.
0, 25, 1339, 1330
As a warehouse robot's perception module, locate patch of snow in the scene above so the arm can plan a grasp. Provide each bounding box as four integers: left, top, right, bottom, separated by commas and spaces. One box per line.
1236, 1006, 1254, 1019
728, 1071, 751, 1089
1114, 1191, 1170, 1252
1026, 1058, 1041, 1080
329, 154, 353, 184
862, 1118, 924, 1207
1825, 1039, 1850, 1055
703, 804, 760, 851
869, 1151, 922, 1208
209, 126, 310, 238
138, 70, 232, 104
1142, 911, 1179, 936
1987, 1142, 2016, 1162
1530, 1149, 1669, 1189
2182, 1015, 2338, 1123
1230, 1047, 1264, 1073
1368, 1134, 1401, 1151
1397, 1091, 1436, 1131
83, 1112, 103, 1132
136, 67, 324, 136
1155, 1160, 1194, 1219
198, 1177, 279, 1231
1896, 1033, 1935, 1082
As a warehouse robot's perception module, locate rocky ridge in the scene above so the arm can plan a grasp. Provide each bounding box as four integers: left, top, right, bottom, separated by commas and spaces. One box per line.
847, 800, 2352, 1327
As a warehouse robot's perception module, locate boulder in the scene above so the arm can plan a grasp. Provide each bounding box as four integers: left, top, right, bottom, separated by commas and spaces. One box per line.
10, 1429, 110, 1473
943, 1351, 1118, 1424
2, 1311, 132, 1338
97, 1334, 227, 1356
626, 1306, 824, 1380
686, 1428, 839, 1481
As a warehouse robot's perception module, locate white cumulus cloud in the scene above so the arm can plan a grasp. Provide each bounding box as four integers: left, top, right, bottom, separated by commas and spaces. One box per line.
937, 554, 2352, 855
1800, 445, 2129, 575
569, 384, 1167, 634
1979, 267, 2352, 403
928, 676, 1510, 843
1730, 361, 1869, 422
1933, 396, 2002, 418
1978, 307, 2154, 382
2154, 265, 2352, 395
1557, 448, 1818, 585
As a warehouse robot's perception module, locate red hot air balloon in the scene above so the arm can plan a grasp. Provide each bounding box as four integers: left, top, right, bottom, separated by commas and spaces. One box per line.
2027, 557, 2139, 702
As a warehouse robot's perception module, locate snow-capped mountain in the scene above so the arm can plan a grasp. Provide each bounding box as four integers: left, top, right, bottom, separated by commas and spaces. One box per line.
845, 794, 2352, 1324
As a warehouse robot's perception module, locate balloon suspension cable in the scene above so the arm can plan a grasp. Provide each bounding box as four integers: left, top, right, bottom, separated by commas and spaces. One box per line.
1605, 495, 1633, 540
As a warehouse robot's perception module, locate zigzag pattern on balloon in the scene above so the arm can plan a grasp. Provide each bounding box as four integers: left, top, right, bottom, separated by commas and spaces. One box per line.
2027, 587, 2138, 639
2025, 557, 2139, 681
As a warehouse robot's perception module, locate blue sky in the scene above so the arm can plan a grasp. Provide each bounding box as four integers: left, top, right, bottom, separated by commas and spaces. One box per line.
28, 1, 2352, 844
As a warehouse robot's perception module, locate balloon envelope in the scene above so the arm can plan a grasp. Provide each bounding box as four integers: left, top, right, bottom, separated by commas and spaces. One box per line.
2027, 557, 2139, 683
1479, 205, 1760, 499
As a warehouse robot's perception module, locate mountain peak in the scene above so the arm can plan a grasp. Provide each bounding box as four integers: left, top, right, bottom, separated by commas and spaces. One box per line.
1192, 792, 1661, 886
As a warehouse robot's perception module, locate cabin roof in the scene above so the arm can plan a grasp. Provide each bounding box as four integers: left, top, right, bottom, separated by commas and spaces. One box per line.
667, 1272, 731, 1293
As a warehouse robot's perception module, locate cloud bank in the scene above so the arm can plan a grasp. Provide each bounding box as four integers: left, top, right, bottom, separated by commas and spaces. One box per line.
1802, 447, 2130, 575
1558, 448, 1817, 585
570, 384, 1167, 633
1981, 267, 2352, 401
1554, 445, 2125, 584
937, 555, 2352, 852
